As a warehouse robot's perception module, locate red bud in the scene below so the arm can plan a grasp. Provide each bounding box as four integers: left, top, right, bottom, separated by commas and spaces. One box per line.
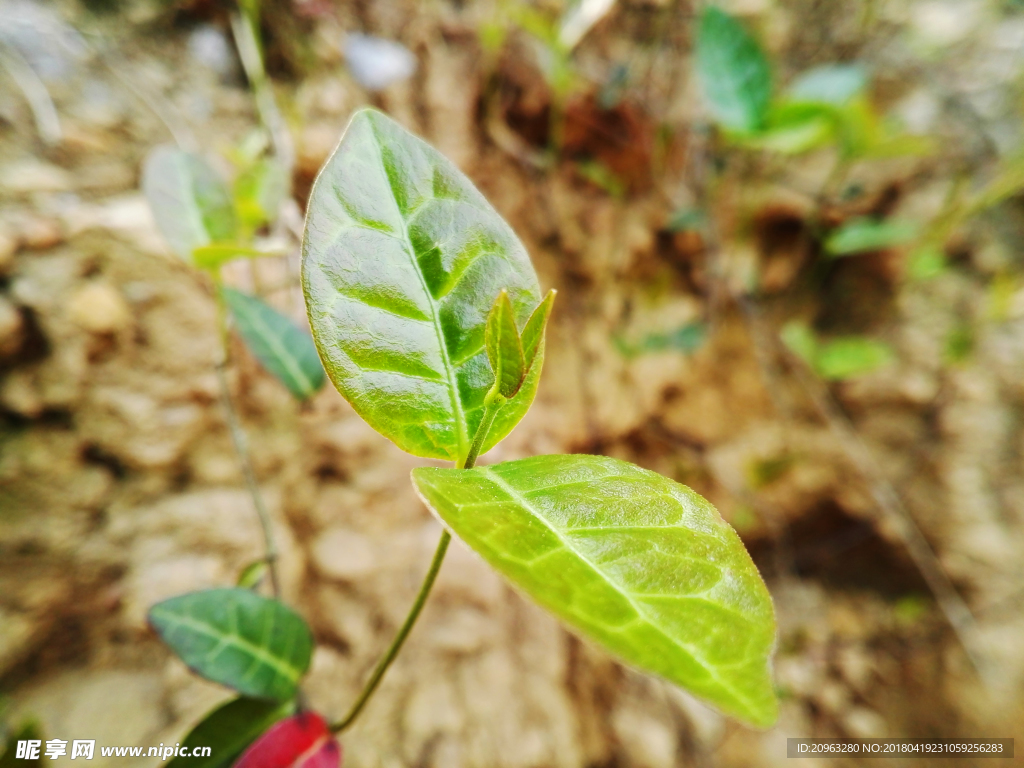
234, 712, 341, 768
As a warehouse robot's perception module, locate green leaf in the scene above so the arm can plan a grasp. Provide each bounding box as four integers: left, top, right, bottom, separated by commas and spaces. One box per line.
167, 697, 294, 768
787, 64, 866, 106
666, 209, 706, 233
192, 244, 281, 271
696, 7, 772, 134
520, 289, 556, 371
302, 108, 543, 461
237, 560, 269, 589
148, 588, 313, 701
235, 158, 289, 230
411, 455, 778, 727
616, 322, 706, 358
222, 288, 325, 400
142, 147, 237, 261
815, 337, 893, 380
824, 217, 918, 256
782, 323, 893, 380
740, 103, 836, 154
780, 321, 818, 365
485, 290, 526, 399
906, 246, 946, 281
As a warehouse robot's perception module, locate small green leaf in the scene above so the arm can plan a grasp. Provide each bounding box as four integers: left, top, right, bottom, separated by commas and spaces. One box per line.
787, 64, 866, 106
740, 103, 836, 154
142, 147, 237, 261
485, 290, 526, 399
616, 322, 706, 358
193, 244, 281, 271
944, 323, 974, 365
235, 158, 289, 230
520, 289, 556, 371
782, 323, 892, 380
696, 7, 772, 134
167, 697, 294, 768
302, 108, 542, 461
815, 337, 894, 380
825, 217, 918, 256
148, 588, 313, 701
237, 560, 269, 589
666, 209, 706, 233
412, 455, 778, 727
906, 246, 946, 281
780, 321, 818, 365
222, 288, 325, 400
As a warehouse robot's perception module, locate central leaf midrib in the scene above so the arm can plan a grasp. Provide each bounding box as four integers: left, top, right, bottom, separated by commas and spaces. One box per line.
476, 467, 760, 715
155, 609, 302, 684
369, 122, 468, 460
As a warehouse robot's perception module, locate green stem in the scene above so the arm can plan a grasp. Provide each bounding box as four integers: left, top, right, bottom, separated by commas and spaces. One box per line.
462, 394, 504, 471
330, 528, 450, 733
214, 284, 282, 598
331, 398, 501, 734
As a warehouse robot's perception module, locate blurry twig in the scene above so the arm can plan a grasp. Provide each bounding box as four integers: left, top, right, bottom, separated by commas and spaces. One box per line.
230, 11, 294, 176
0, 39, 61, 145
230, 8, 298, 312
214, 288, 283, 598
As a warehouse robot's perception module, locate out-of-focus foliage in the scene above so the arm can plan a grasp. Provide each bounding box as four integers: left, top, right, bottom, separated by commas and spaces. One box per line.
782, 322, 894, 380
825, 217, 919, 257
222, 288, 325, 401
148, 588, 314, 701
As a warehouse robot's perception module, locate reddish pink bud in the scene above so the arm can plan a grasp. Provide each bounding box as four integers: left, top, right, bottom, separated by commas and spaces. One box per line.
234, 712, 341, 768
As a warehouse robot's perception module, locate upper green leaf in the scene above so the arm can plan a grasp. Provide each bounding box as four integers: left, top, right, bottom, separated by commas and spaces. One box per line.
167, 696, 295, 768
142, 147, 237, 261
412, 454, 778, 727
222, 288, 325, 400
302, 108, 543, 461
149, 588, 313, 701
485, 290, 526, 399
696, 7, 772, 134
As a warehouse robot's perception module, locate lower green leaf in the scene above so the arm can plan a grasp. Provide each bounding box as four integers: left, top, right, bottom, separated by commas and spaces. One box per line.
222, 288, 326, 400
149, 588, 313, 701
411, 454, 778, 728
167, 697, 295, 768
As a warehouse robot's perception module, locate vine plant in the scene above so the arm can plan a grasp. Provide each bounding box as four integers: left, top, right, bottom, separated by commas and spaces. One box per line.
142, 108, 777, 767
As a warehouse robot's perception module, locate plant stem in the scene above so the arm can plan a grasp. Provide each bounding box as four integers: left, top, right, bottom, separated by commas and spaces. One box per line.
230, 10, 294, 177
330, 529, 451, 733
331, 400, 501, 734
214, 287, 282, 597
462, 395, 504, 471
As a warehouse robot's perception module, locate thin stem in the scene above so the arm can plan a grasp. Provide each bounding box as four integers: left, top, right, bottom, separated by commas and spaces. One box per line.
214, 287, 282, 597
331, 398, 500, 733
462, 395, 504, 471
230, 10, 295, 176
0, 40, 61, 145
331, 529, 451, 733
